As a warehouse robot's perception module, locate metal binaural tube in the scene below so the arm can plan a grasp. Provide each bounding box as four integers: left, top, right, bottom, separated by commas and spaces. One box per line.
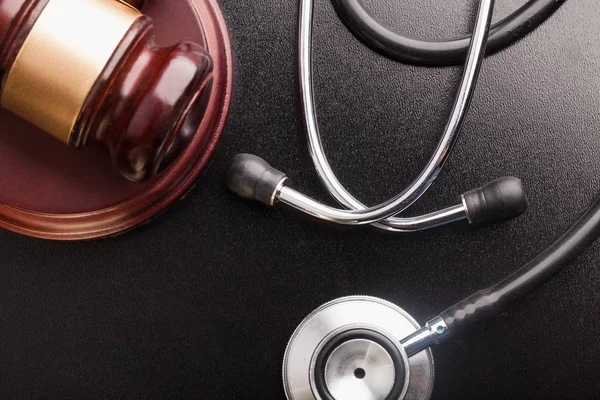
297, 0, 493, 230
228, 0, 526, 230
278, 186, 467, 229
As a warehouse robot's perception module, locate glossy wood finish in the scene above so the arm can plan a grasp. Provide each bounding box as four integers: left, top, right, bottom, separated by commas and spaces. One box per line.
0, 0, 214, 182
74, 15, 214, 181
0, 0, 21, 48
0, 0, 232, 239
0, 0, 47, 90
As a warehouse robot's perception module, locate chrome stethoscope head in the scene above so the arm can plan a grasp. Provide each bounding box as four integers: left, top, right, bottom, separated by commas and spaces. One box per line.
282, 296, 443, 400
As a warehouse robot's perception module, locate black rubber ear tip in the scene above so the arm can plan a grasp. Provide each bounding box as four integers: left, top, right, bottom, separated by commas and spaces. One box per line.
463, 177, 528, 225
226, 154, 287, 206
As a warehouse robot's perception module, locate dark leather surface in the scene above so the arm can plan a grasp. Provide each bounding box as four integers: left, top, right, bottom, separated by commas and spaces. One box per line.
2, 0, 600, 398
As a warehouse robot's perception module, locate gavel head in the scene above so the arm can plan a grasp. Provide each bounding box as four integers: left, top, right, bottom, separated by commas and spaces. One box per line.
0, 0, 214, 181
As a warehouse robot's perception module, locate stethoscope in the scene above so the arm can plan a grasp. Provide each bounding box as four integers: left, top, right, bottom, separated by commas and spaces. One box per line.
226, 0, 597, 399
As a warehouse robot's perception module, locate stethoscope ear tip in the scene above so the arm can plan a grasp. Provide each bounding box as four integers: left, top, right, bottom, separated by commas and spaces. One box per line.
463, 176, 528, 226
226, 154, 287, 206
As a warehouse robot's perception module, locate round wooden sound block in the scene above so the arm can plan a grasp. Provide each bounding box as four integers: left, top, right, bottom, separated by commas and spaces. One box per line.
0, 0, 232, 240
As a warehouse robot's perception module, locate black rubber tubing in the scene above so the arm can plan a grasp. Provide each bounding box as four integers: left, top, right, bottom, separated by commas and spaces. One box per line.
441, 196, 600, 333
331, 0, 567, 67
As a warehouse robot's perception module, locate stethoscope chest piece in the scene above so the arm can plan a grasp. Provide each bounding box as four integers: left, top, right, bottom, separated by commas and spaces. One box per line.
283, 296, 434, 400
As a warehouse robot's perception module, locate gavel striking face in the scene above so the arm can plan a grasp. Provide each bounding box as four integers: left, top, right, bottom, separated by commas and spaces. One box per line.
0, 0, 214, 181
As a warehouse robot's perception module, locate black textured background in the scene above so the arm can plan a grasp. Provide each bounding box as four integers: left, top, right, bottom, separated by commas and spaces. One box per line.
2, 0, 600, 399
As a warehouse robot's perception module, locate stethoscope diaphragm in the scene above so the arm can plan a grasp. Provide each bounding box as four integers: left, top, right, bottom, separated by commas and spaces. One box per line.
282, 296, 434, 400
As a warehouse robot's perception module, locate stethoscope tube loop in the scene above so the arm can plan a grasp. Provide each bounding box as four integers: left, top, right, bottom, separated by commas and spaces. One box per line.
331, 0, 567, 67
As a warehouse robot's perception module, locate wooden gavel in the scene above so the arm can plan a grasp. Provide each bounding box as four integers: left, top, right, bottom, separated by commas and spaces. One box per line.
0, 0, 214, 181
